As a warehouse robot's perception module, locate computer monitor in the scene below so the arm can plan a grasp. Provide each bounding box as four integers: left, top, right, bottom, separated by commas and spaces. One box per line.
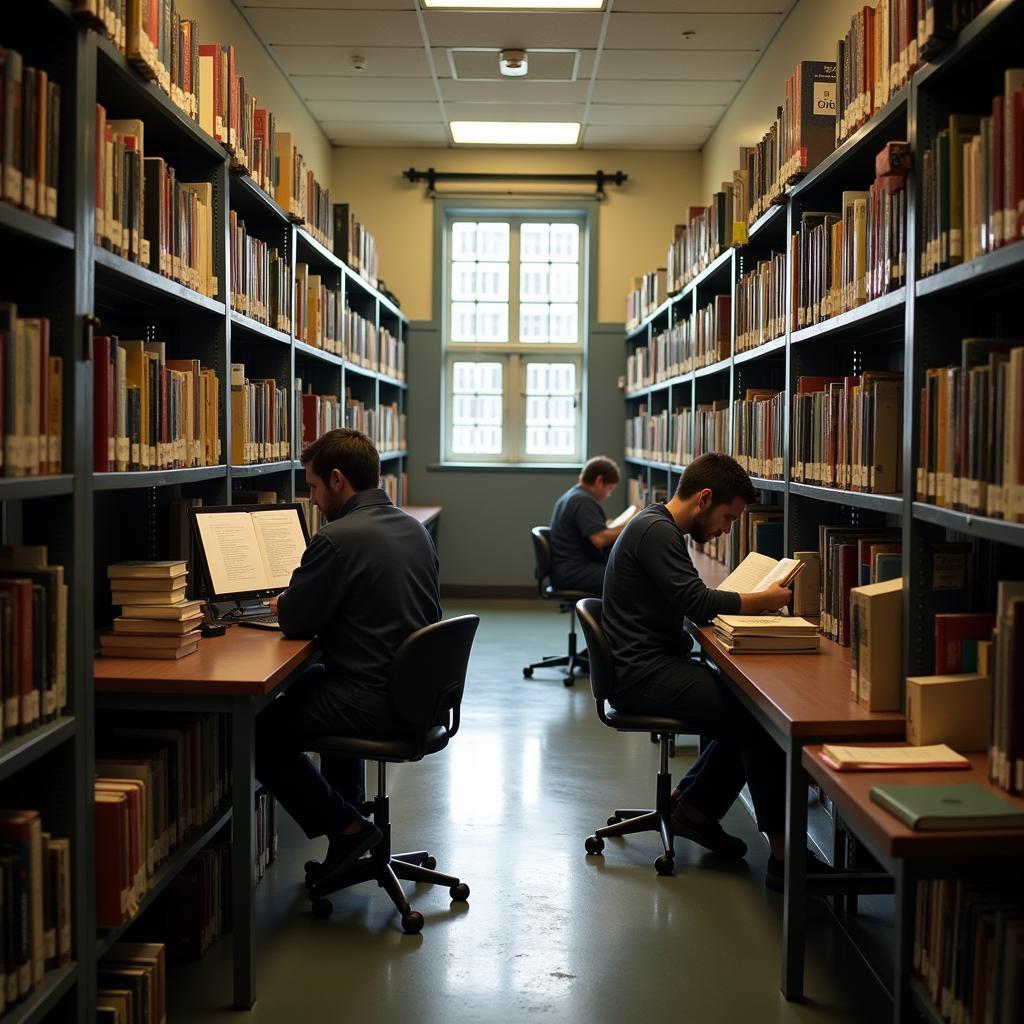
190, 503, 311, 604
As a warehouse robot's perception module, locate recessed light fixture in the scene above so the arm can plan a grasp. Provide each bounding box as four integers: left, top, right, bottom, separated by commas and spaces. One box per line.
499, 49, 528, 77
450, 121, 581, 145
424, 1, 604, 9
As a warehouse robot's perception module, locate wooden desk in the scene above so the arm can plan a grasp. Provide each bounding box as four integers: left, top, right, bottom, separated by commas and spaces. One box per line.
803, 747, 1024, 1022
403, 505, 441, 547
686, 589, 905, 1002
94, 628, 319, 1010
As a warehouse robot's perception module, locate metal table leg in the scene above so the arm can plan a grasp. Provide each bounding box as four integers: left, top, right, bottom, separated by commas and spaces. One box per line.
782, 739, 807, 1000
892, 861, 916, 1024
232, 697, 256, 1010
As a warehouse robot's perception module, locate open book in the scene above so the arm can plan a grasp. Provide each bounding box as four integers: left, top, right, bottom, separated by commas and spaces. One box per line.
607, 505, 638, 530
194, 507, 308, 596
718, 551, 805, 595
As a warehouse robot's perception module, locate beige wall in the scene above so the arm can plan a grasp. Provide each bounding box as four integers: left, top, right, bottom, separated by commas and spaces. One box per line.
330, 147, 701, 324
175, 0, 333, 188
700, 0, 866, 198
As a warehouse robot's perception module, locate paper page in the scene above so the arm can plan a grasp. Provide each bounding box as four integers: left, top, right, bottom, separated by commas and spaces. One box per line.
714, 615, 817, 630
718, 551, 779, 593
194, 512, 269, 595
752, 558, 804, 591
822, 744, 969, 767
251, 508, 308, 591
607, 505, 638, 530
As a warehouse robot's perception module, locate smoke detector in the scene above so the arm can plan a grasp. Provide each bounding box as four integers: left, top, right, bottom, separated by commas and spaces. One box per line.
350, 54, 368, 71
499, 49, 528, 77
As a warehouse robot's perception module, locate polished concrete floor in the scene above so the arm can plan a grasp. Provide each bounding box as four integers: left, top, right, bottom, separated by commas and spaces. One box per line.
169, 600, 893, 1023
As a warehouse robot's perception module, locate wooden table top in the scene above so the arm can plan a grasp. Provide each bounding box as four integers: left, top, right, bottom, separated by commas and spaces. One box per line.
94, 627, 316, 696
803, 746, 1024, 859
403, 505, 441, 526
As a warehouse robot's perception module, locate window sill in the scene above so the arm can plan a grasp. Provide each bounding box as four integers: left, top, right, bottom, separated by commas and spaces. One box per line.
428, 462, 580, 472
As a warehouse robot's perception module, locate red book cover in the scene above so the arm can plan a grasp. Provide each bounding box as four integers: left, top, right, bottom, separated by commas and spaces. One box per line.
0, 579, 35, 730
837, 541, 859, 646
92, 335, 112, 471
94, 792, 129, 927
934, 613, 996, 673
301, 394, 318, 444
714, 294, 730, 362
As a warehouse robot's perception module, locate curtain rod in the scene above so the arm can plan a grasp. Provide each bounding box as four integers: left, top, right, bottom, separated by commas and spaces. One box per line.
403, 167, 628, 198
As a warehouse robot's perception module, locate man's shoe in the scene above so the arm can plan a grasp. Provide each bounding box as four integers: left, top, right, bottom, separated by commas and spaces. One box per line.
308, 819, 382, 888
764, 848, 835, 893
669, 796, 748, 858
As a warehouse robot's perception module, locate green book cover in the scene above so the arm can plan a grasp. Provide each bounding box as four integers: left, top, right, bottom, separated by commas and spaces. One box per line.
870, 783, 1024, 830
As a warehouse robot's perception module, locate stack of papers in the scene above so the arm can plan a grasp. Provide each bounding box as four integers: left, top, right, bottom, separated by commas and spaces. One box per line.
820, 744, 971, 771
712, 614, 820, 653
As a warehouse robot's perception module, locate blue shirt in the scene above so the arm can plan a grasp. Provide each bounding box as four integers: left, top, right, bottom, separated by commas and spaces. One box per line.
549, 483, 608, 588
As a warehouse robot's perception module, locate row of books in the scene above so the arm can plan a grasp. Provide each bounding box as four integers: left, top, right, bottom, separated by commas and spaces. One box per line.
913, 879, 1023, 1024
98, 942, 166, 1024
987, 580, 1023, 793
95, 108, 217, 299
696, 401, 729, 462
344, 394, 406, 454
95, 710, 230, 928
625, 270, 665, 332
665, 193, 735, 295
0, 306, 62, 477
91, 337, 222, 473
297, 390, 342, 447
792, 372, 904, 494
228, 212, 291, 333
333, 204, 379, 287
624, 404, 667, 464
0, 545, 68, 740
380, 472, 406, 507
295, 262, 343, 355
732, 389, 784, 481
735, 252, 786, 353
919, 72, 1024, 278
0, 48, 60, 222
916, 339, 1023, 521
0, 812, 71, 1015
230, 364, 290, 466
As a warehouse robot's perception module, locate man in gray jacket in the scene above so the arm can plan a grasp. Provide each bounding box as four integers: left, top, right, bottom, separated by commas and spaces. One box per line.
256, 428, 441, 885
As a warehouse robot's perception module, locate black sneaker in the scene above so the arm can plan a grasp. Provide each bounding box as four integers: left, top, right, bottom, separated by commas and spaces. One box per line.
764, 848, 835, 893
308, 819, 382, 888
669, 796, 748, 858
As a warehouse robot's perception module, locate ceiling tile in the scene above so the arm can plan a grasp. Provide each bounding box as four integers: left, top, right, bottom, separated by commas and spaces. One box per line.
582, 124, 708, 148
323, 121, 449, 146
241, 0, 414, 7
422, 11, 604, 48
590, 79, 740, 105
445, 102, 584, 123
307, 100, 441, 122
440, 79, 589, 103
604, 12, 783, 51
272, 46, 432, 77
293, 76, 439, 102
432, 47, 594, 80
597, 49, 757, 80
587, 103, 723, 126
612, 0, 792, 12
448, 49, 579, 81
245, 9, 421, 46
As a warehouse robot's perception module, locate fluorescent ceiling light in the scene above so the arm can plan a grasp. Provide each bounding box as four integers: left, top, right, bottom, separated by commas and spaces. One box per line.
450, 121, 581, 145
424, 2, 604, 10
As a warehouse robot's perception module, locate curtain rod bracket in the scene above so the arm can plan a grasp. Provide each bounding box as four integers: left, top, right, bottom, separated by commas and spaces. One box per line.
403, 167, 627, 198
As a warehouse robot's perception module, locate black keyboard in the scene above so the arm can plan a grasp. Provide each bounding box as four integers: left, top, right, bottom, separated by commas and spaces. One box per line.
238, 614, 281, 630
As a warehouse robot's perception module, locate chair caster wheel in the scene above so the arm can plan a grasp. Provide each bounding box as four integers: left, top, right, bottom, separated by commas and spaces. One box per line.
563, 674, 574, 687
450, 883, 470, 901
655, 855, 674, 876
585, 836, 604, 855
402, 911, 424, 934
607, 816, 621, 826
422, 855, 437, 870
522, 667, 534, 678
312, 896, 333, 918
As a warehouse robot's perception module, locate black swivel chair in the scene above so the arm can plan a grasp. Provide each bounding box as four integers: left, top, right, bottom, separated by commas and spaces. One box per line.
576, 597, 698, 876
304, 614, 479, 934
522, 526, 592, 687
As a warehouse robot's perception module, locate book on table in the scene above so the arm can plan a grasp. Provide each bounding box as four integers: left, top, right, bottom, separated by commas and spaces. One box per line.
712, 614, 819, 653
870, 783, 1024, 830
820, 744, 971, 771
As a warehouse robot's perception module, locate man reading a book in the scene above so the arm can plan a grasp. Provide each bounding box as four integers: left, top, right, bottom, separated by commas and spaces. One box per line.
602, 452, 827, 889
549, 456, 633, 596
255, 429, 441, 886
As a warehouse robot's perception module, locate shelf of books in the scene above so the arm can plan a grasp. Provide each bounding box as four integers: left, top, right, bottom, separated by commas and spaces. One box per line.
2, 2, 413, 1019
624, 3, 1024, 1017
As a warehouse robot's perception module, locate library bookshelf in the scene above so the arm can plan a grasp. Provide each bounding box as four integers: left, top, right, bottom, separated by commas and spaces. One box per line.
0, 3, 409, 1021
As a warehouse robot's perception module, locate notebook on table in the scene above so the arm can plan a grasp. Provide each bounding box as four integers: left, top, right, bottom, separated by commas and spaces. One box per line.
869, 783, 1024, 830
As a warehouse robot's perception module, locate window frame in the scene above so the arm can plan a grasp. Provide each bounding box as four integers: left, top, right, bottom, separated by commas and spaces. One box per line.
437, 202, 594, 467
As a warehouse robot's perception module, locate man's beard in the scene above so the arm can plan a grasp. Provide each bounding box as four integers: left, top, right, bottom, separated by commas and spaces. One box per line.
690, 507, 720, 544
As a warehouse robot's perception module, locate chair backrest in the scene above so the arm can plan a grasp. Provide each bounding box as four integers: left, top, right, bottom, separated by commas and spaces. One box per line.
574, 598, 616, 704
530, 526, 553, 594
388, 615, 480, 734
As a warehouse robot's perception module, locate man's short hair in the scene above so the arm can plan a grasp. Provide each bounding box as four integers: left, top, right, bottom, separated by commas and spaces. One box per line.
676, 452, 758, 506
580, 456, 621, 485
300, 428, 380, 491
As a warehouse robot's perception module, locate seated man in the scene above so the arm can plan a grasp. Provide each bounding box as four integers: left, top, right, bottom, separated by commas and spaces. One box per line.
549, 456, 630, 596
256, 428, 441, 886
602, 452, 827, 890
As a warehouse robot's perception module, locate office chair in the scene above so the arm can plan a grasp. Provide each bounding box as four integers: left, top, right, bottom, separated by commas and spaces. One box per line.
304, 614, 479, 934
522, 526, 592, 687
576, 597, 698, 876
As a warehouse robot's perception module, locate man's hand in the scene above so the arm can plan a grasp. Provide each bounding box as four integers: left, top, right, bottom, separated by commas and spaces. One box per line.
269, 594, 280, 613
739, 583, 791, 614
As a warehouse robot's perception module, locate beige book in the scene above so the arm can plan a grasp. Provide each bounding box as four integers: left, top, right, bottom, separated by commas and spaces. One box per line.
850, 577, 902, 711
906, 674, 991, 751
607, 505, 637, 530
792, 551, 821, 618
820, 744, 969, 771
717, 550, 805, 595
110, 587, 186, 606
713, 614, 817, 635
118, 599, 203, 621
113, 615, 203, 635
100, 643, 199, 660
107, 561, 186, 580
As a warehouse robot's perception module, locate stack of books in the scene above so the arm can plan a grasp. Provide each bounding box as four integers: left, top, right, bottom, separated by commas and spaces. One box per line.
713, 614, 820, 653
99, 561, 203, 660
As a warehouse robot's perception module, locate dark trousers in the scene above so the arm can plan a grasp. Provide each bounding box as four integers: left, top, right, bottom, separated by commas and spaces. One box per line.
553, 561, 605, 596
254, 664, 401, 840
611, 658, 786, 835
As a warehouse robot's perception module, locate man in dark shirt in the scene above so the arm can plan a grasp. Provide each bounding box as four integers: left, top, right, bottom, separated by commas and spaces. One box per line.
549, 456, 631, 595
603, 452, 819, 890
255, 429, 441, 884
